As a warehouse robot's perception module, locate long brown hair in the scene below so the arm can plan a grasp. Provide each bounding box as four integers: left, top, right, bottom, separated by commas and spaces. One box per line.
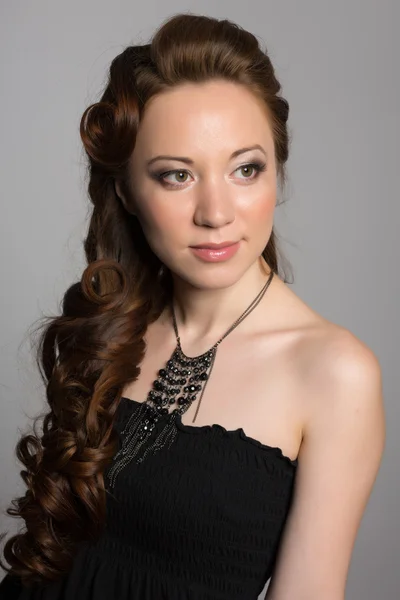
1, 12, 292, 586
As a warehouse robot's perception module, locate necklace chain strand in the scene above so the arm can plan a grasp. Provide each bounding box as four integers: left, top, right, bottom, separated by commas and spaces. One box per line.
107, 269, 275, 488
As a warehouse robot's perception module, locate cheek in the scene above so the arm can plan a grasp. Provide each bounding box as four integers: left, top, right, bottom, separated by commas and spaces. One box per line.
135, 197, 185, 257
136, 185, 195, 244
241, 187, 276, 227
255, 195, 275, 220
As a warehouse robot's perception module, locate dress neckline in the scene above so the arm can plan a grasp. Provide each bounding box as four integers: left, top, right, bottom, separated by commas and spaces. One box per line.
119, 396, 298, 468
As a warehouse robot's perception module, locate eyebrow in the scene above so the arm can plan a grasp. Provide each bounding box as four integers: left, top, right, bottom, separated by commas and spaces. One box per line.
146, 144, 267, 167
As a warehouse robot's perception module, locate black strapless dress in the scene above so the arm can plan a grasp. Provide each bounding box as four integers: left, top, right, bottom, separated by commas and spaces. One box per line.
1, 396, 298, 599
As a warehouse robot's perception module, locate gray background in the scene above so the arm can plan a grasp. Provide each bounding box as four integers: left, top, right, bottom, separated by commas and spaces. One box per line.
0, 1, 398, 598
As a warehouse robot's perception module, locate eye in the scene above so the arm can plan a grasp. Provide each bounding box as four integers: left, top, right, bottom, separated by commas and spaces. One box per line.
160, 170, 191, 186
235, 162, 267, 180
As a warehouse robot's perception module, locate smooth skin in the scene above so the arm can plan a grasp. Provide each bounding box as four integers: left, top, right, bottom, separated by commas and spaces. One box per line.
115, 80, 386, 599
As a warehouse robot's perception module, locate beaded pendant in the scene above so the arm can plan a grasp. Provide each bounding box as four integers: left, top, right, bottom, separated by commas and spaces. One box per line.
106, 269, 274, 489
107, 343, 217, 488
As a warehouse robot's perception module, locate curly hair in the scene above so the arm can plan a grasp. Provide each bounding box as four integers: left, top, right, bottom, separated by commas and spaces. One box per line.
1, 12, 292, 587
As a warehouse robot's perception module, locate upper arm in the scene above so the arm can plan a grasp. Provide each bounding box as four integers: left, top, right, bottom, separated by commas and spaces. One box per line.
265, 331, 386, 600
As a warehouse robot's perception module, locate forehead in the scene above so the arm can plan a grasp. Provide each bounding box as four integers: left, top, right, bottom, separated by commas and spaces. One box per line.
133, 80, 274, 158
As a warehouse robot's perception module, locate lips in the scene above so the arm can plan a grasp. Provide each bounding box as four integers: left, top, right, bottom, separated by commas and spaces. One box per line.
191, 241, 238, 249
190, 241, 240, 263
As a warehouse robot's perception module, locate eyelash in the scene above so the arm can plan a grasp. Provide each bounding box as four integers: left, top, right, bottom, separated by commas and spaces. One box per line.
154, 161, 267, 189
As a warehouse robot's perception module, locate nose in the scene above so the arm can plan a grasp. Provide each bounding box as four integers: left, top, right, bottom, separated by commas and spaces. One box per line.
193, 177, 235, 228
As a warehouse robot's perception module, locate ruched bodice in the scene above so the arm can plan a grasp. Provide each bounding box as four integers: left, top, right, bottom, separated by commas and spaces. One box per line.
1, 396, 298, 599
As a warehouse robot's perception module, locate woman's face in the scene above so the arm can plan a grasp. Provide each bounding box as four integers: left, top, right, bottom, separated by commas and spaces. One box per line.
118, 79, 277, 290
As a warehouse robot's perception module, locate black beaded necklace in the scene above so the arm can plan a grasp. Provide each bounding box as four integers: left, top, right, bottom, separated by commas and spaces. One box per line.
107, 269, 274, 488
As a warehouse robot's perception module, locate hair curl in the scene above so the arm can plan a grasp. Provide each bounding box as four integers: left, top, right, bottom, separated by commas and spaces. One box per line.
1, 12, 292, 587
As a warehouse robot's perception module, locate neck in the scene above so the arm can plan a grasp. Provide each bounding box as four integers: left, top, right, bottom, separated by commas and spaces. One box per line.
167, 257, 274, 349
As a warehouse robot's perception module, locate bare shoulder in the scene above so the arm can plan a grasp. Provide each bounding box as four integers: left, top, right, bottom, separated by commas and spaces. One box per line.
278, 274, 385, 446
304, 320, 380, 381
273, 276, 382, 397
299, 317, 383, 412
264, 281, 386, 599
273, 275, 384, 444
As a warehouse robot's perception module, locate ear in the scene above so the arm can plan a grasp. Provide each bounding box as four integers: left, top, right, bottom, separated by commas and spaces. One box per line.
114, 179, 136, 215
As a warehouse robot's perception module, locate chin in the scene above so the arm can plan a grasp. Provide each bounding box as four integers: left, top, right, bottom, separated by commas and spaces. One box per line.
171, 263, 252, 290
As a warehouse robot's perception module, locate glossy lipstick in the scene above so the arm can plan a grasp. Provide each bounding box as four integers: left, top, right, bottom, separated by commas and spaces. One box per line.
190, 241, 240, 262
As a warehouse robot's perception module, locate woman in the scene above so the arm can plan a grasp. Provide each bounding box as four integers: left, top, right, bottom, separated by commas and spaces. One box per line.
0, 12, 385, 600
